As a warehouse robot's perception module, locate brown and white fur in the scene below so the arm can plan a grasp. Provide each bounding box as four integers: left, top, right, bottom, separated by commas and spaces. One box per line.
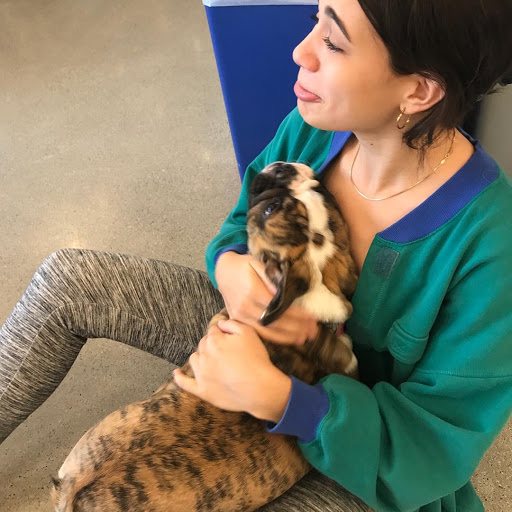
51, 162, 359, 512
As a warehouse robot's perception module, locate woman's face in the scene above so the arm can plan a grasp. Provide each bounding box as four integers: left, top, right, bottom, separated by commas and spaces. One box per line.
293, 0, 410, 133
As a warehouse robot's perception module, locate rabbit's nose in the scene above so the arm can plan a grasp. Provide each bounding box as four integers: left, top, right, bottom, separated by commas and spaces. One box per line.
262, 161, 286, 174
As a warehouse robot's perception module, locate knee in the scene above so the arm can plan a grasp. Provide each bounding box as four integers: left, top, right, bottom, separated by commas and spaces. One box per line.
9, 249, 90, 316
36, 248, 87, 287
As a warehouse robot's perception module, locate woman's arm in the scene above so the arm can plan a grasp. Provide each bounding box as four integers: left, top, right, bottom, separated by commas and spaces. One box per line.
267, 244, 512, 512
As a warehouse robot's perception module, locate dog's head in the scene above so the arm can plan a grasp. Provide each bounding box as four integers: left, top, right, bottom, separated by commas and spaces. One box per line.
247, 162, 331, 325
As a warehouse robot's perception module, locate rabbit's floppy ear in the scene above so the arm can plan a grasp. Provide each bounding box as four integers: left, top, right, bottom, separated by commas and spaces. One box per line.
249, 172, 276, 209
260, 256, 309, 326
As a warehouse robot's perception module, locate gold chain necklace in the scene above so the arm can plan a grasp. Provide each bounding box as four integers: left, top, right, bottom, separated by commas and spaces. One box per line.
350, 132, 456, 202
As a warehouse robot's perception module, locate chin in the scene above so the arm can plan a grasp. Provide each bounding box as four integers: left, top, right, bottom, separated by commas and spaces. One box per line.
297, 101, 345, 132
297, 101, 325, 128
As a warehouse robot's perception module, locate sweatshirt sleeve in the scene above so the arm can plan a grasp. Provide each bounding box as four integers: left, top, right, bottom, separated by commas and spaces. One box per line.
269, 241, 512, 512
204, 110, 293, 288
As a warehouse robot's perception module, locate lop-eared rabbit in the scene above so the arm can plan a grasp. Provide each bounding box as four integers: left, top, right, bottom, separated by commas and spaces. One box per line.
51, 162, 359, 512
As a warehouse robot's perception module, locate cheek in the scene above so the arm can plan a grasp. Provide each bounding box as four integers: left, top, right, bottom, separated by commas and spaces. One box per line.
314, 64, 368, 119
324, 50, 395, 97
297, 58, 398, 131
331, 67, 397, 117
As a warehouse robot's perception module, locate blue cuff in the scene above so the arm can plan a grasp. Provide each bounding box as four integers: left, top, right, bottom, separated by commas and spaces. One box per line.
214, 244, 249, 266
266, 376, 330, 444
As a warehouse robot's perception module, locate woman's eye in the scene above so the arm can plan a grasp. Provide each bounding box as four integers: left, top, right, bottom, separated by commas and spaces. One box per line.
310, 13, 343, 53
323, 36, 343, 53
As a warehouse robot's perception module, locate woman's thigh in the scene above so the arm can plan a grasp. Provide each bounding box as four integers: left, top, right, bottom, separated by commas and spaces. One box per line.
6, 248, 225, 363
0, 248, 225, 441
260, 470, 372, 512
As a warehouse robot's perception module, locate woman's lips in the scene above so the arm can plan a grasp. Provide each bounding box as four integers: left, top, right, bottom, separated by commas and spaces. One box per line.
294, 81, 321, 102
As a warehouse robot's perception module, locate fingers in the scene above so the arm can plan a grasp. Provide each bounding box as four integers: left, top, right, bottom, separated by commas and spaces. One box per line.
281, 307, 318, 340
173, 368, 199, 395
253, 323, 307, 346
241, 300, 309, 327
197, 329, 225, 357
252, 324, 292, 345
216, 319, 243, 335
197, 334, 208, 354
225, 294, 270, 325
285, 304, 317, 322
252, 312, 319, 346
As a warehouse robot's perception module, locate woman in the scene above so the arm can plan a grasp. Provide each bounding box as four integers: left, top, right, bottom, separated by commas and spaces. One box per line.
1, 0, 511, 510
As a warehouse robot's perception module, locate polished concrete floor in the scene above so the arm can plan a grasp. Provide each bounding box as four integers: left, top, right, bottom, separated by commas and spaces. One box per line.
0, 1, 510, 511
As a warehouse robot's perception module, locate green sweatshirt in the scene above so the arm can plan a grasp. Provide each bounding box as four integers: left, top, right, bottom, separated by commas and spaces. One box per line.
205, 108, 512, 512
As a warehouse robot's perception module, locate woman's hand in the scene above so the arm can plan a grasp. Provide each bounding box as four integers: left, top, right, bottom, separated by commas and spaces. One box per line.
215, 252, 319, 346
173, 319, 292, 423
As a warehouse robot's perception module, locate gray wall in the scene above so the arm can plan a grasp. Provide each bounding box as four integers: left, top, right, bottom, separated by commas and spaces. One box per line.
478, 85, 512, 175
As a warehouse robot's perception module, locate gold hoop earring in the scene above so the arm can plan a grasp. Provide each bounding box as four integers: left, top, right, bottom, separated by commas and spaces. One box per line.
397, 108, 411, 130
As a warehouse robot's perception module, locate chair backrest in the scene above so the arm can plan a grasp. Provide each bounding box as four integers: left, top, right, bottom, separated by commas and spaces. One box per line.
203, 1, 318, 180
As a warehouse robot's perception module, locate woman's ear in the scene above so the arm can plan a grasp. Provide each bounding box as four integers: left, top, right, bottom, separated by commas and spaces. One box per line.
402, 74, 446, 115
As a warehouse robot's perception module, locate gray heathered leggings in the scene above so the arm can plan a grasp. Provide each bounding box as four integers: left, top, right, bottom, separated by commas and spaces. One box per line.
0, 248, 370, 512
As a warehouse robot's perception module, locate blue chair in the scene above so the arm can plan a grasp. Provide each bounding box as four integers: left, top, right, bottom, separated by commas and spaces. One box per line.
203, 0, 318, 180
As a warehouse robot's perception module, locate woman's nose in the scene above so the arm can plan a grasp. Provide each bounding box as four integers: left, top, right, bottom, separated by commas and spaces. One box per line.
292, 30, 320, 73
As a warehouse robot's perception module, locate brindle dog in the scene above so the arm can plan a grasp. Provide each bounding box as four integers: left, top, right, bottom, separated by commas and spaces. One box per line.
51, 162, 359, 512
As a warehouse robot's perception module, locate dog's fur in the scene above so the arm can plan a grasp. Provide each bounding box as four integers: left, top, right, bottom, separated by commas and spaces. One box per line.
51, 162, 359, 512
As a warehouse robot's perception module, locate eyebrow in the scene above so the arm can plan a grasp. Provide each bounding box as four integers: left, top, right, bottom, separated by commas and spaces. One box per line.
325, 6, 352, 43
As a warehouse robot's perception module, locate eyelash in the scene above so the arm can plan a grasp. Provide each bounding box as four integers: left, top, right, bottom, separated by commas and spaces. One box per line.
323, 37, 343, 53
310, 13, 344, 53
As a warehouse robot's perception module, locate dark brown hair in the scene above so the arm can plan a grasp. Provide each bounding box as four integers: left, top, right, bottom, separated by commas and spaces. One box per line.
358, 0, 512, 152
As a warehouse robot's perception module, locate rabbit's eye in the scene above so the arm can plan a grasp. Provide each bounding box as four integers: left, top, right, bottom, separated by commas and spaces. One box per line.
264, 200, 281, 216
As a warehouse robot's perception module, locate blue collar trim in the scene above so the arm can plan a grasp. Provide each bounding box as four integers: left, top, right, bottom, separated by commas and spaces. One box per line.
317, 129, 500, 243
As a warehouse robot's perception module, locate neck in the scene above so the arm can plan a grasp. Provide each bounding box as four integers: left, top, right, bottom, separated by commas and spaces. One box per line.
350, 127, 456, 198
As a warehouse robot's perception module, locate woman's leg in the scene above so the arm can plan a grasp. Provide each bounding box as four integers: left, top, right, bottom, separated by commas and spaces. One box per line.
0, 248, 371, 511
260, 470, 373, 512
0, 248, 225, 443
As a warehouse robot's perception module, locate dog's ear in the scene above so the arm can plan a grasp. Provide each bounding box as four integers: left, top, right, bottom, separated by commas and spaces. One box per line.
260, 257, 309, 326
